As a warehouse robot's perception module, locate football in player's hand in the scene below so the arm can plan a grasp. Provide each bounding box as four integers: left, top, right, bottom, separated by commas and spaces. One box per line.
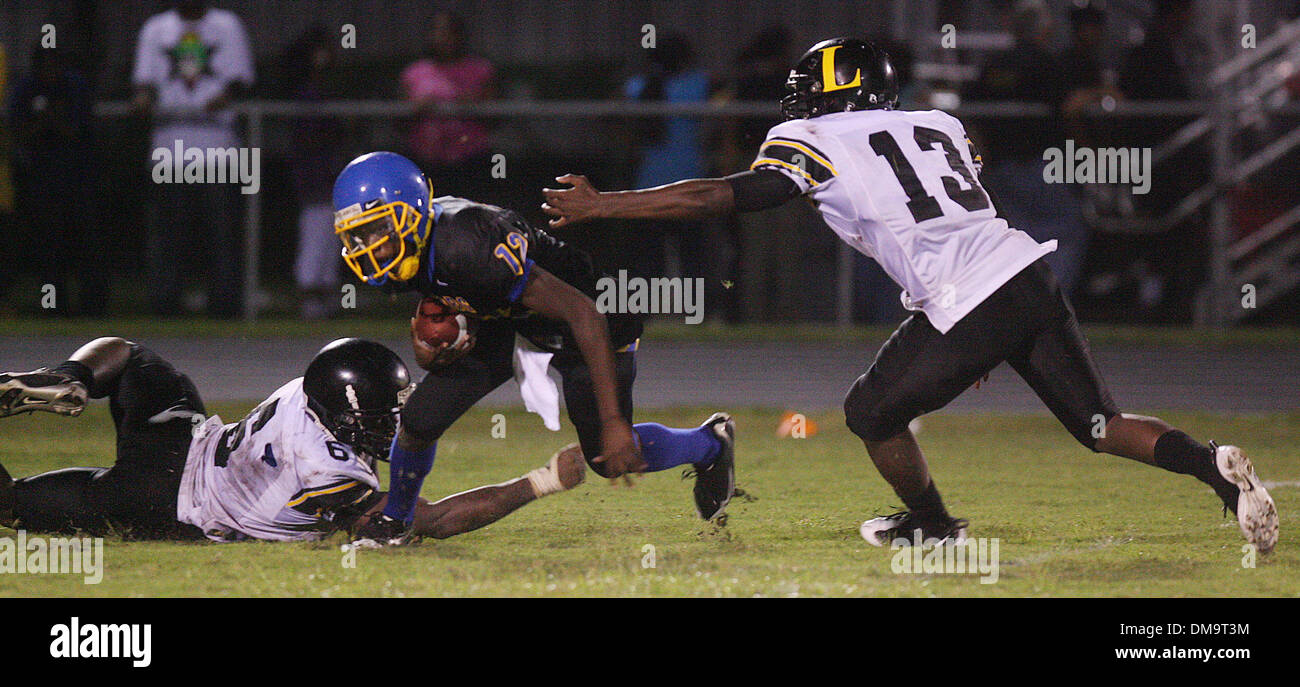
413, 297, 477, 348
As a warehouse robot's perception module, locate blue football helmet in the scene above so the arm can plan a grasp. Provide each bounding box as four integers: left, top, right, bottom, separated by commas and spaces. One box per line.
332, 152, 435, 285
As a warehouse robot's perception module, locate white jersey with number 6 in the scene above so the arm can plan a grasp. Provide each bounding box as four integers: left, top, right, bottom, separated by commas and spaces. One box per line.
752, 108, 1056, 333
177, 378, 380, 542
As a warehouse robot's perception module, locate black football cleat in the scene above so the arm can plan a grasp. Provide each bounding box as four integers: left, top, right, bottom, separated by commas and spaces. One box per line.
692, 412, 736, 521
0, 370, 88, 419
860, 511, 969, 547
349, 513, 415, 549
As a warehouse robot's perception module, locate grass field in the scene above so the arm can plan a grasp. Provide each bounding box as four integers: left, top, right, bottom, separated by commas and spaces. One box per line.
1, 405, 1297, 597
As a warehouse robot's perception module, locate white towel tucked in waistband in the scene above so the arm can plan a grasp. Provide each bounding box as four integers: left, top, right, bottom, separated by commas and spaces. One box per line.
512, 334, 561, 431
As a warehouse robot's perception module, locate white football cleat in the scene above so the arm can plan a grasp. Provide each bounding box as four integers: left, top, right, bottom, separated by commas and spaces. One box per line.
0, 370, 88, 418
1214, 442, 1279, 554
860, 511, 968, 547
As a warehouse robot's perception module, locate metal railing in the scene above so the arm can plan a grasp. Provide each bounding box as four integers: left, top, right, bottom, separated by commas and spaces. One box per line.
1198, 17, 1300, 325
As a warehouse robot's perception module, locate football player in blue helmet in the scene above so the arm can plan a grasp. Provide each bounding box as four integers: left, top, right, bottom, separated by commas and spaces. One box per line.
332, 151, 437, 286
331, 151, 737, 547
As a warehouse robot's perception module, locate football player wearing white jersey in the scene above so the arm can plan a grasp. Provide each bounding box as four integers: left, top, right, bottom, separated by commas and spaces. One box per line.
0, 337, 585, 543
542, 37, 1278, 553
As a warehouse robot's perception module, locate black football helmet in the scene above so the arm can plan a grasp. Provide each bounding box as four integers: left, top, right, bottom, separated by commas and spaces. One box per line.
780, 37, 899, 121
302, 338, 412, 465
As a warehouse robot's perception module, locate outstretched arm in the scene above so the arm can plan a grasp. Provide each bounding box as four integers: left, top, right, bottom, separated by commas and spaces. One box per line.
542, 174, 733, 227
356, 485, 534, 540
541, 170, 801, 228
355, 445, 586, 539
518, 266, 646, 477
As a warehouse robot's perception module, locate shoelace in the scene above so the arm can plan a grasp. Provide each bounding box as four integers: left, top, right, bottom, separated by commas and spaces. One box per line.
880, 512, 967, 542
868, 510, 911, 525
874, 511, 916, 537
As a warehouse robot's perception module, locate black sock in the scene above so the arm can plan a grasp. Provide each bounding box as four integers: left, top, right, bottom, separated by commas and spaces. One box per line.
901, 480, 952, 527
50, 360, 94, 390
1153, 430, 1239, 509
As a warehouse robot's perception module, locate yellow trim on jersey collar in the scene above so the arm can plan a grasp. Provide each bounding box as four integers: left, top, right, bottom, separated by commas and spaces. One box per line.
758, 140, 839, 176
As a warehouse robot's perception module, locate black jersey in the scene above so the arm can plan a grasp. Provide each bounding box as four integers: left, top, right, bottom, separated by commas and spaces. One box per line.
388, 196, 642, 353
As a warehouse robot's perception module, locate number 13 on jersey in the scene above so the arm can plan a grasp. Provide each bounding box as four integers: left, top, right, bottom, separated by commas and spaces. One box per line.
869, 125, 989, 223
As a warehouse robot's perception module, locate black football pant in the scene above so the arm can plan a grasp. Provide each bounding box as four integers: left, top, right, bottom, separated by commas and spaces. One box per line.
400, 320, 637, 478
12, 345, 206, 539
844, 259, 1119, 449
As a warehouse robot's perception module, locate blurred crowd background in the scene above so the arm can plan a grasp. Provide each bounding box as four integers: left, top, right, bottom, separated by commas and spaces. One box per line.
1, 0, 1299, 325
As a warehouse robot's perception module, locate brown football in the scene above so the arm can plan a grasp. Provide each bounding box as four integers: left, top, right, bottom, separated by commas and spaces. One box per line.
413, 297, 476, 348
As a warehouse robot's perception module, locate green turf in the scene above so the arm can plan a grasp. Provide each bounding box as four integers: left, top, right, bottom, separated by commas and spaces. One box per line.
1, 405, 1296, 597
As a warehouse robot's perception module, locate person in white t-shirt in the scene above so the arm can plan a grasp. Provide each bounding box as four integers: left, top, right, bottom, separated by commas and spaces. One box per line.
542, 37, 1278, 554
131, 1, 254, 318
0, 337, 584, 543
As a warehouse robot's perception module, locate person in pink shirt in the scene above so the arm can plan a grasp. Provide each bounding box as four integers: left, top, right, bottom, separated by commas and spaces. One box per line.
401, 12, 496, 198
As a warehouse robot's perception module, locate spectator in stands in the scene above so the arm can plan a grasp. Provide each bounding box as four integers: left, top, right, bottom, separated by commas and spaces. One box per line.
719, 26, 836, 321
401, 11, 496, 201
623, 32, 712, 285
0, 40, 11, 217
1116, 0, 1210, 322
720, 26, 793, 160
0, 40, 12, 312
283, 25, 349, 320
1061, 1, 1127, 155
1057, 1, 1144, 317
1060, 1, 1117, 111
131, 0, 254, 319
968, 0, 1088, 296
1120, 0, 1198, 103
9, 44, 102, 315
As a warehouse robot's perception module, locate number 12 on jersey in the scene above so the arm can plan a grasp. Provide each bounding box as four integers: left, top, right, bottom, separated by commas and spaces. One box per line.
493, 231, 528, 276
869, 125, 989, 223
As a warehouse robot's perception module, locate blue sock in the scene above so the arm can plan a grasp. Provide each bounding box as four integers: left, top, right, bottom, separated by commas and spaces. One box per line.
382, 437, 436, 524
634, 423, 722, 472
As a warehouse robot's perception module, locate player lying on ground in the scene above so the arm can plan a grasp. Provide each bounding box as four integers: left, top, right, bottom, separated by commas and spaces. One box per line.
541, 37, 1279, 553
0, 337, 584, 542
329, 151, 737, 547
